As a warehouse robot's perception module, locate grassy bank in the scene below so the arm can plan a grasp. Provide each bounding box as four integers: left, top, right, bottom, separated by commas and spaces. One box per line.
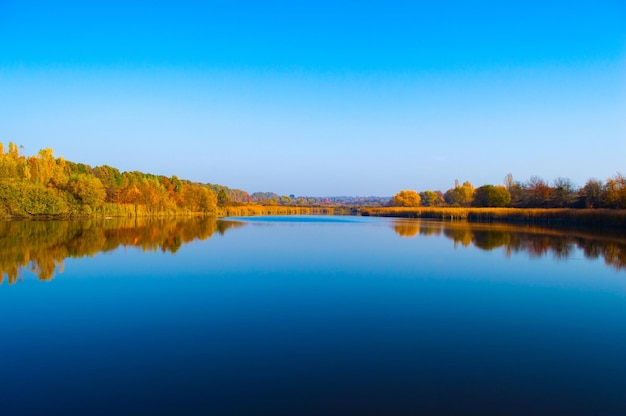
5, 202, 625, 230
360, 207, 626, 229
0, 203, 354, 220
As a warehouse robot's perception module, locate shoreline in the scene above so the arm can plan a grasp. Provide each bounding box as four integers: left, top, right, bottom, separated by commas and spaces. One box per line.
2, 206, 626, 230
359, 207, 626, 229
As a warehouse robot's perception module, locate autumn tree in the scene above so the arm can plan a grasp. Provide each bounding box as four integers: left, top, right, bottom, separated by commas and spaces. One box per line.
66, 174, 107, 211
444, 181, 474, 206
391, 190, 421, 207
580, 179, 605, 208
93, 165, 123, 203
217, 188, 229, 206
551, 177, 577, 208
8, 142, 19, 160
522, 176, 551, 207
197, 187, 217, 214
504, 173, 524, 207
120, 183, 143, 217
604, 173, 626, 209
472, 185, 511, 207
419, 190, 444, 207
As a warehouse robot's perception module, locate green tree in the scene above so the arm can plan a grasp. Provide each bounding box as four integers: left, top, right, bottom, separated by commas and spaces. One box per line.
217, 188, 229, 206
419, 190, 444, 207
472, 185, 511, 207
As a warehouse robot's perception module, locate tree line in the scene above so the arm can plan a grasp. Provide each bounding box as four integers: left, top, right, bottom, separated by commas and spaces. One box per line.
392, 173, 626, 209
0, 143, 381, 218
0, 143, 217, 217
3, 143, 624, 217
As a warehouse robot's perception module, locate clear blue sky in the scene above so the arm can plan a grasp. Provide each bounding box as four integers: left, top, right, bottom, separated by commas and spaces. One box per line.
1, 1, 624, 196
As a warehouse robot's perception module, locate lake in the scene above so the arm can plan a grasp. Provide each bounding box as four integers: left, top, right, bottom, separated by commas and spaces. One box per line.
1, 216, 625, 415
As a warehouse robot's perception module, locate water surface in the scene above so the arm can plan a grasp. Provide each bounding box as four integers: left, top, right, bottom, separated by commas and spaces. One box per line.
1, 216, 625, 415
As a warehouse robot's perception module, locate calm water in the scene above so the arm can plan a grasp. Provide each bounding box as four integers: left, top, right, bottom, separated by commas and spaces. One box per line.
1, 216, 625, 415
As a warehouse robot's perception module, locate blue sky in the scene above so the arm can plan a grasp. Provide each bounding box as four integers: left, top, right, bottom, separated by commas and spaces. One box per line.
1, 1, 624, 196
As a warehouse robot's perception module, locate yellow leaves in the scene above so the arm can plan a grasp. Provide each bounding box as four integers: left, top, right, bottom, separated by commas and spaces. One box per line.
392, 190, 421, 207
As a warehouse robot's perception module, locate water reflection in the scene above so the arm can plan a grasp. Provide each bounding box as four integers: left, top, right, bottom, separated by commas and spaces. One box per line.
393, 219, 626, 270
0, 217, 245, 284
3, 216, 625, 285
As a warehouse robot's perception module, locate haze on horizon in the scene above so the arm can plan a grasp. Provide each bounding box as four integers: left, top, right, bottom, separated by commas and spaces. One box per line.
1, 1, 624, 196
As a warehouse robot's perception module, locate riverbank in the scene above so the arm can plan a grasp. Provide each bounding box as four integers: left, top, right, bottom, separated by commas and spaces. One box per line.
359, 207, 626, 229
216, 205, 355, 217
3, 204, 626, 230
0, 204, 353, 220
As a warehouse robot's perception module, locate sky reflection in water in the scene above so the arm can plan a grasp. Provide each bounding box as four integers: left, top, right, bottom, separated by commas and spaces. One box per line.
0, 216, 625, 415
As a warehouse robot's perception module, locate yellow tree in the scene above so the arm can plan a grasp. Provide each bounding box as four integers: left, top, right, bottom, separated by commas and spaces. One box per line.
444, 181, 475, 206
66, 175, 107, 210
7, 142, 19, 161
392, 190, 421, 207
605, 173, 626, 209
120, 183, 143, 217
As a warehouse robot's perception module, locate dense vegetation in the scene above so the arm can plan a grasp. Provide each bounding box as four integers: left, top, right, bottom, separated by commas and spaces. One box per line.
0, 143, 385, 218
2, 142, 624, 221
0, 143, 217, 218
391, 173, 626, 209
361, 206, 626, 229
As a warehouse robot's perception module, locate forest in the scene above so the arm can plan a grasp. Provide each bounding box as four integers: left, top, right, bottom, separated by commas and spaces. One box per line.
0, 142, 373, 218
0, 143, 217, 218
1, 142, 625, 219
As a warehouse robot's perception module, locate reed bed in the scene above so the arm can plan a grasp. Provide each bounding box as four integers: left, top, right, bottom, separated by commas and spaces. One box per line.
360, 207, 626, 229
217, 205, 310, 217
217, 205, 350, 217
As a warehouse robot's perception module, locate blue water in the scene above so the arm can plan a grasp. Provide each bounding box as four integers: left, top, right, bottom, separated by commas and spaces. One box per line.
1, 217, 625, 415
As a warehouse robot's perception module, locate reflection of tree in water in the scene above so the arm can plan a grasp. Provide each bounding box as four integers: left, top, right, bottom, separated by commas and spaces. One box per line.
393, 223, 420, 238
0, 218, 245, 284
392, 219, 626, 271
393, 221, 442, 238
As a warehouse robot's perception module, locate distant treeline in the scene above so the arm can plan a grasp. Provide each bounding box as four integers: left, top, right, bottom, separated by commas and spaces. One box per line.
0, 142, 219, 218
2, 143, 624, 219
213, 189, 389, 207
391, 173, 626, 209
